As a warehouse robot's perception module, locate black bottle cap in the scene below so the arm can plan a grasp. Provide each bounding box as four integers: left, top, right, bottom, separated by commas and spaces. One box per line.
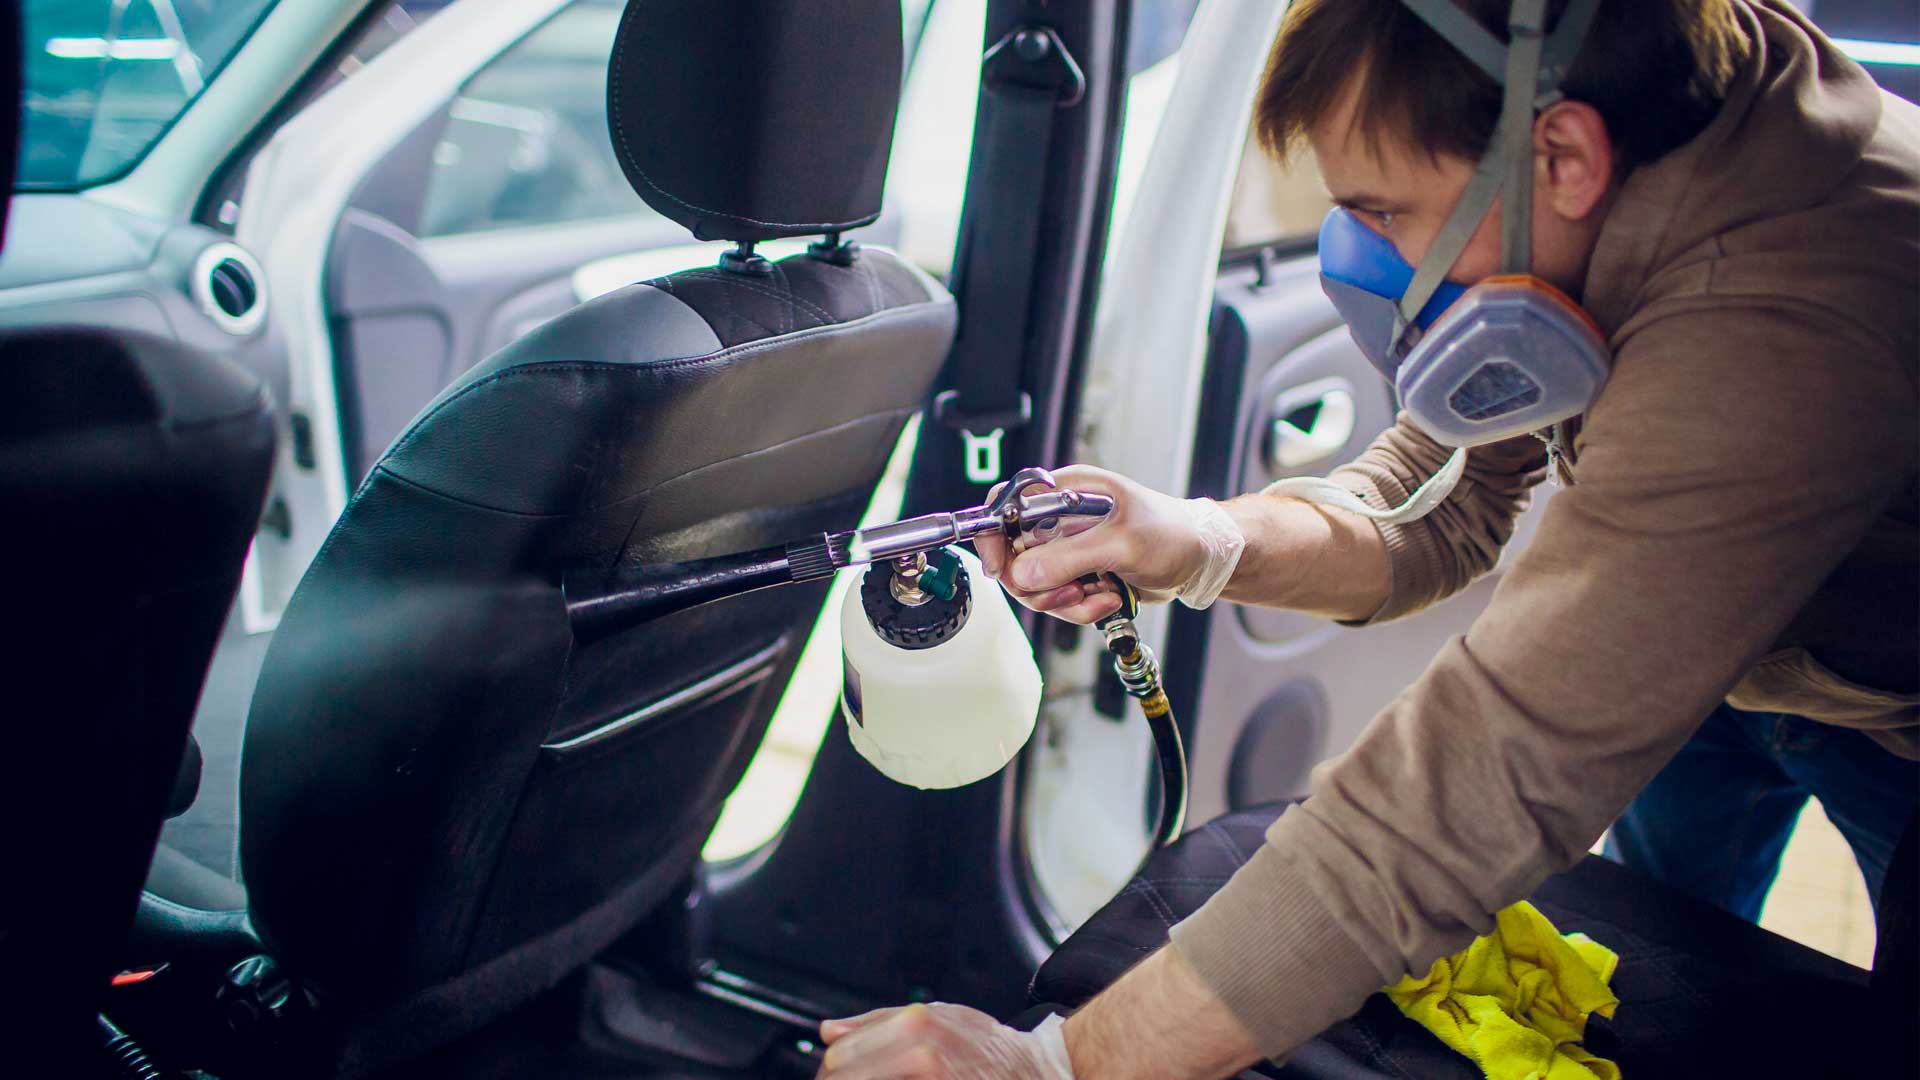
860, 558, 972, 650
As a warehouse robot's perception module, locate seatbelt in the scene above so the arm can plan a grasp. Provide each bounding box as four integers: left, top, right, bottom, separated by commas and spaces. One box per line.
933, 23, 1086, 487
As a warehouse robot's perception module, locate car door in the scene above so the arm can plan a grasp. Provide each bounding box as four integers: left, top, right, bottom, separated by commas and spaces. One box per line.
1020, 0, 1553, 931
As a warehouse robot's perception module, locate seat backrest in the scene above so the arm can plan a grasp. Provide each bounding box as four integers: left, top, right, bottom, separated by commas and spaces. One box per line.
235, 0, 948, 1064
2, 326, 274, 1047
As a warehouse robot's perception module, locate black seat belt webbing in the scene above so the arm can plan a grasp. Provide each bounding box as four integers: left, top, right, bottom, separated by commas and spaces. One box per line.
935, 24, 1083, 487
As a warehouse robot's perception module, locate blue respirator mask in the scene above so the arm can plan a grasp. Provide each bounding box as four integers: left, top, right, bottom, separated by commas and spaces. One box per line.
1317, 0, 1608, 451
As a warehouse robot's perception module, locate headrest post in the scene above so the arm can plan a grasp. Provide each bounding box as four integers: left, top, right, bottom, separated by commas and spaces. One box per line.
808, 231, 862, 267
720, 239, 775, 276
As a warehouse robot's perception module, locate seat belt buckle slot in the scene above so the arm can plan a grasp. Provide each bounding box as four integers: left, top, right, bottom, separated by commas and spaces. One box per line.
962, 429, 1006, 485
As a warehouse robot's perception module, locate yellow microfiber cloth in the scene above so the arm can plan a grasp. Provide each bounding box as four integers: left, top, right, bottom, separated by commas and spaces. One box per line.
1383, 901, 1621, 1080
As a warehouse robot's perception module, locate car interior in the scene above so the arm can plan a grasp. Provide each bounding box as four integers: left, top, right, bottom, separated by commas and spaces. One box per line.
5, 1, 1915, 1077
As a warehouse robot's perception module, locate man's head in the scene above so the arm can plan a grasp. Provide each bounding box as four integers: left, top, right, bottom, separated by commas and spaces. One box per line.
1260, 0, 1746, 298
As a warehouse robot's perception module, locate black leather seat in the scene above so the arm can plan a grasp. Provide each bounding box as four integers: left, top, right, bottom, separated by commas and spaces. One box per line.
1033, 803, 1918, 1077
139, 1, 948, 1075
2, 326, 274, 1052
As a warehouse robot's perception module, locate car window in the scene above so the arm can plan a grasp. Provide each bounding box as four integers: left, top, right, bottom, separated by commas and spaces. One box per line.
1128, 0, 1201, 76
18, 0, 280, 189
416, 0, 646, 238
418, 0, 946, 240
1101, 0, 1211, 265
1223, 140, 1331, 252
200, 3, 444, 231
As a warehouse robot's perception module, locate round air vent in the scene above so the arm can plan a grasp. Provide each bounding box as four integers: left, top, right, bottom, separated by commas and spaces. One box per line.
191, 242, 268, 336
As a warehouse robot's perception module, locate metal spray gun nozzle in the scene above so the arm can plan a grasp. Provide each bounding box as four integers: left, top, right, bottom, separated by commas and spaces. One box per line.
846, 466, 1114, 566
562, 466, 1116, 642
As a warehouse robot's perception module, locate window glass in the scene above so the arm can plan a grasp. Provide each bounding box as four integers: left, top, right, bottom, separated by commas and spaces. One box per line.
417, 0, 948, 241
1223, 139, 1332, 252
1101, 0, 1206, 267
1128, 0, 1201, 76
417, 0, 649, 238
203, 3, 442, 231
19, 0, 279, 189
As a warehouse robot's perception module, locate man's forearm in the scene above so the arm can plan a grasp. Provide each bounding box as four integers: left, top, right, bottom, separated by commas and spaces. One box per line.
1219, 494, 1390, 621
1062, 946, 1264, 1080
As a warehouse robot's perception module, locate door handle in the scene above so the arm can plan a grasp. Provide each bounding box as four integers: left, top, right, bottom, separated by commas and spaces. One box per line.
1265, 378, 1356, 471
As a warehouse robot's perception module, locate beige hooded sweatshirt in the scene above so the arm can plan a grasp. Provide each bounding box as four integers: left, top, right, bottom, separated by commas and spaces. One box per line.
1169, 0, 1918, 1060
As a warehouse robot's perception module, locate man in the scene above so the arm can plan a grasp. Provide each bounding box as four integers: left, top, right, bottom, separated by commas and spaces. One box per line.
815, 0, 1918, 1076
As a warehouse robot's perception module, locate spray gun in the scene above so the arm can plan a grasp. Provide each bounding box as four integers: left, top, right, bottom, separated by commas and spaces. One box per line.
567, 467, 1110, 636
563, 467, 1187, 849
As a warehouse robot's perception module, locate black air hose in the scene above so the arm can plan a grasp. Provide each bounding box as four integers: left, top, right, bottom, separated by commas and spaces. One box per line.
1088, 575, 1189, 866
98, 1015, 164, 1080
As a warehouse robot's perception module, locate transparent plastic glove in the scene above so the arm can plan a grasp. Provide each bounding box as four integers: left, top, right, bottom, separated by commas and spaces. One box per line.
973, 465, 1245, 624
817, 1003, 1073, 1079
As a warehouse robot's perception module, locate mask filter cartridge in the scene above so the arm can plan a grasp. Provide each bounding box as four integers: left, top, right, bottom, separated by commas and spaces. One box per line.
840, 546, 1043, 789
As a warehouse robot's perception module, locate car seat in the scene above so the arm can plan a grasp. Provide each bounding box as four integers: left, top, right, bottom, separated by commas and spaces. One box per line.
136, 1, 952, 1075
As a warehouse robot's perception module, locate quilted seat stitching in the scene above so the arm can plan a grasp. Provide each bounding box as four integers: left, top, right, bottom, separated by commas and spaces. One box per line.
674, 269, 840, 327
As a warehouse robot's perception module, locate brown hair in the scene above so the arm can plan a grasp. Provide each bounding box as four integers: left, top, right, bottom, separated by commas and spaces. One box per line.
1256, 0, 1745, 170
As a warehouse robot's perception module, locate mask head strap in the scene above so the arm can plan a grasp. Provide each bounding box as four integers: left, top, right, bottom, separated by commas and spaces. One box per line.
1386, 0, 1599, 355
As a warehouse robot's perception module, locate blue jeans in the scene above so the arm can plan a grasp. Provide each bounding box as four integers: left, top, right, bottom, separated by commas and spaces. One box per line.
1604, 702, 1920, 923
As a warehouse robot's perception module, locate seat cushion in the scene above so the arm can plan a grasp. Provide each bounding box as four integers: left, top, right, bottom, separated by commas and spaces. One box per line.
1033, 804, 1912, 1077
129, 842, 259, 964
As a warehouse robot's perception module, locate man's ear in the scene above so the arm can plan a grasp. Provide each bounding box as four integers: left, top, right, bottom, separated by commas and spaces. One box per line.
1534, 100, 1614, 221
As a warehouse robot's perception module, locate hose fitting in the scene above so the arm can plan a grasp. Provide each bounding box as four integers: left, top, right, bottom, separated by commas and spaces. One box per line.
1091, 577, 1187, 849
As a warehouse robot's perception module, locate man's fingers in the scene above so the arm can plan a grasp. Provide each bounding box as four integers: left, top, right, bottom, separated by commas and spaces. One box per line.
1020, 582, 1088, 613
819, 1043, 942, 1080
820, 1007, 904, 1043
971, 532, 1009, 577
1046, 464, 1128, 496
1008, 532, 1129, 593
817, 1004, 943, 1076
1050, 590, 1124, 625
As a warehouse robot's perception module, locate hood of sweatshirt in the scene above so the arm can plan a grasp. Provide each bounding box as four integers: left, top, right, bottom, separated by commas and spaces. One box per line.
1581, 0, 1907, 340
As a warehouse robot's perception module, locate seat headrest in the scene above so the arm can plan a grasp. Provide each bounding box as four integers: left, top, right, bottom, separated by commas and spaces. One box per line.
607, 0, 905, 243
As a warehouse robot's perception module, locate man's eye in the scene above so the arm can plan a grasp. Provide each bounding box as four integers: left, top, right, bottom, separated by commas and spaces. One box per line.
1375, 211, 1396, 229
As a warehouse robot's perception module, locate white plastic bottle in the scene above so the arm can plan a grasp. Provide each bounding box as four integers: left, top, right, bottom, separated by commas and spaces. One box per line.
840, 546, 1043, 789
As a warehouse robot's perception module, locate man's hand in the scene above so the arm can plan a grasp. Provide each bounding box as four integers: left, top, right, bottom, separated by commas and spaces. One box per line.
977, 462, 1400, 624
814, 948, 1263, 1080
973, 465, 1219, 624
815, 1002, 1073, 1079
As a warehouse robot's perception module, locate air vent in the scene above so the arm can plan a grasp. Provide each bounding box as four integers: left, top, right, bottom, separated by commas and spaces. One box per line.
192, 242, 268, 336
207, 258, 257, 319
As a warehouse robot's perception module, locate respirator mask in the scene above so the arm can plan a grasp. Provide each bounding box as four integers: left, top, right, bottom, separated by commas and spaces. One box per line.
1315, 0, 1608, 463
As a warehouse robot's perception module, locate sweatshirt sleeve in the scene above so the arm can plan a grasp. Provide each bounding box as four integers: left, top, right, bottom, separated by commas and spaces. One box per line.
1325, 415, 1549, 624
1167, 305, 1914, 1060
